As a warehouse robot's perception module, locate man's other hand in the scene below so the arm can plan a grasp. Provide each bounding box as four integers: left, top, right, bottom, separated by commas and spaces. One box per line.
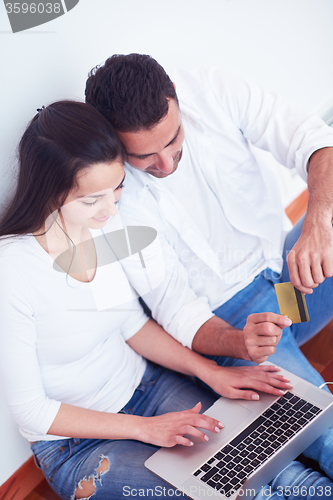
287, 217, 333, 294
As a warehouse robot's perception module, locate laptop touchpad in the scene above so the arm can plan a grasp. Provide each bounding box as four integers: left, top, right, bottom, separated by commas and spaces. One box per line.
203, 398, 253, 442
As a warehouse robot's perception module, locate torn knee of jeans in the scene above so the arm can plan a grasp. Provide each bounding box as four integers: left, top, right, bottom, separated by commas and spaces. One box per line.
73, 456, 110, 500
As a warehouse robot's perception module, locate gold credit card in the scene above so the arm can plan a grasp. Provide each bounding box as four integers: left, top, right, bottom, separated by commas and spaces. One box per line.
274, 282, 309, 323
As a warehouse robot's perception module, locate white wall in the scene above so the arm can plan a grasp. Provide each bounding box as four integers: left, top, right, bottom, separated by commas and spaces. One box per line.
0, 0, 333, 485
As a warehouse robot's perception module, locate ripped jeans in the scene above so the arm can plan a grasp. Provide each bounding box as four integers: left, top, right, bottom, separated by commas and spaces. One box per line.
31, 363, 216, 500
31, 363, 333, 500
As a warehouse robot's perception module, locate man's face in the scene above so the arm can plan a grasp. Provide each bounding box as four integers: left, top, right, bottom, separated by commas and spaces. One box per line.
117, 99, 184, 178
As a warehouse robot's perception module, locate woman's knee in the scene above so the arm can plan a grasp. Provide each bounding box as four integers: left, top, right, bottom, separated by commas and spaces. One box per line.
75, 456, 110, 499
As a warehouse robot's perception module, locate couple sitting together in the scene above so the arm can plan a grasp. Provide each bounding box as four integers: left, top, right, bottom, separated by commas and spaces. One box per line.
1, 54, 333, 499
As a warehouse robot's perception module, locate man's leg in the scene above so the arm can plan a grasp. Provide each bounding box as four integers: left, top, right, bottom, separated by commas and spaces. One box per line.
266, 461, 333, 500
212, 274, 332, 478
281, 215, 333, 475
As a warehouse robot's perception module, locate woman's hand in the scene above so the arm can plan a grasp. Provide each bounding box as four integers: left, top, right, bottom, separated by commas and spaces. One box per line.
203, 364, 292, 401
137, 402, 223, 447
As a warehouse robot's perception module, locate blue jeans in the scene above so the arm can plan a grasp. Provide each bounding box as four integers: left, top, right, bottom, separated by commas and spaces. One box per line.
31, 363, 215, 500
212, 216, 333, 480
31, 363, 333, 499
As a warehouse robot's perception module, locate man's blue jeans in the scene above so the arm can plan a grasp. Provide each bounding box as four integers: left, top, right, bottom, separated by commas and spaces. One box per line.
31, 363, 333, 499
213, 215, 333, 480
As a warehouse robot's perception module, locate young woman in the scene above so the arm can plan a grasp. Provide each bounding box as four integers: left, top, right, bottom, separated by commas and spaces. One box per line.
0, 102, 331, 500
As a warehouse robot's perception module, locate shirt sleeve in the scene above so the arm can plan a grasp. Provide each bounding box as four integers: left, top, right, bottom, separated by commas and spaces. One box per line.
214, 67, 333, 180
0, 258, 61, 436
118, 175, 214, 348
180, 67, 333, 181
119, 302, 150, 341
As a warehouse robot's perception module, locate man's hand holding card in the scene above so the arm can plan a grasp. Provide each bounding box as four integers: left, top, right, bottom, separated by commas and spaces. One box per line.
243, 312, 293, 364
243, 283, 309, 364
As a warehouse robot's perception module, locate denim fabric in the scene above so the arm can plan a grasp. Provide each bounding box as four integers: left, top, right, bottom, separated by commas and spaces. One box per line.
212, 215, 333, 481
31, 363, 216, 499
265, 461, 333, 499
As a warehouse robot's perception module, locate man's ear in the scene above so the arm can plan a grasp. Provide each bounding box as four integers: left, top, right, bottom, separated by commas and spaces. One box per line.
173, 82, 176, 91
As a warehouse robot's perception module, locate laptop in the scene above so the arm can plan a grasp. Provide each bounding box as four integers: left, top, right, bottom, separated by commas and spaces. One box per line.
145, 363, 333, 499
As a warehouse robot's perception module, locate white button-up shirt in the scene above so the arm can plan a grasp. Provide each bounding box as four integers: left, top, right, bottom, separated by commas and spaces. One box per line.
119, 68, 333, 348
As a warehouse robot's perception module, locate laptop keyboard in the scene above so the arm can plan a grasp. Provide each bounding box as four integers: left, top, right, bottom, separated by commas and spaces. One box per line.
192, 392, 322, 497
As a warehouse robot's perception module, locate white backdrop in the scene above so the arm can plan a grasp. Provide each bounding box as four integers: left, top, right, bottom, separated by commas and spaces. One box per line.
0, 0, 333, 485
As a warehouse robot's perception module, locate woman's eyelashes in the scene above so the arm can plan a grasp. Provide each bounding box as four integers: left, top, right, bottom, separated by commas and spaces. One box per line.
81, 183, 125, 207
82, 199, 99, 206
116, 180, 125, 191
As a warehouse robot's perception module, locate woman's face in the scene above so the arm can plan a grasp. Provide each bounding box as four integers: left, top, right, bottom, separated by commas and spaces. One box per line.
59, 159, 125, 231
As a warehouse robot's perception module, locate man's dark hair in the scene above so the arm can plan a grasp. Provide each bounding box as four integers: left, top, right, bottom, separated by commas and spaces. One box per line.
85, 53, 178, 132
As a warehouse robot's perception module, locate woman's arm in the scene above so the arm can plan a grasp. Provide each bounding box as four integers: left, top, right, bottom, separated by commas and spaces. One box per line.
47, 401, 222, 447
126, 319, 292, 400
48, 319, 291, 446
0, 252, 222, 448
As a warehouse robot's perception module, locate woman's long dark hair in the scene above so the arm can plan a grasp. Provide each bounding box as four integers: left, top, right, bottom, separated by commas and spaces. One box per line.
0, 101, 125, 237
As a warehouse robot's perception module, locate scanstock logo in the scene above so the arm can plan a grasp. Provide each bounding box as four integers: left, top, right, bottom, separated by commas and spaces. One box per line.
4, 0, 80, 33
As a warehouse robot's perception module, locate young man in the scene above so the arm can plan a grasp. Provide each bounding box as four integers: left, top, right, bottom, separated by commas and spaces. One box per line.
85, 54, 333, 482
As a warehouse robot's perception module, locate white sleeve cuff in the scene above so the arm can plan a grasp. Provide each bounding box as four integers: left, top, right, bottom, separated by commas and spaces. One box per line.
165, 297, 214, 349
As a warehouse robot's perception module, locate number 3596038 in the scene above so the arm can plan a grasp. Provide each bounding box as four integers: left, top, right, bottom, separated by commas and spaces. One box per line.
5, 3, 62, 14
